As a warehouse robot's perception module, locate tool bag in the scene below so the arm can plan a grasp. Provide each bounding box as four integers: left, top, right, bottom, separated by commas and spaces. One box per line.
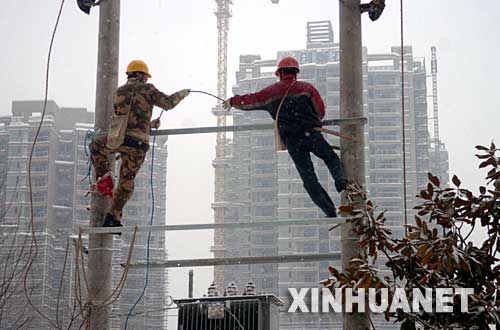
107, 88, 135, 150
274, 80, 297, 151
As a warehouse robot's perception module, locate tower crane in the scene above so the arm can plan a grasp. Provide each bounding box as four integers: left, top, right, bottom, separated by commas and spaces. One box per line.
212, 0, 279, 288
212, 0, 232, 289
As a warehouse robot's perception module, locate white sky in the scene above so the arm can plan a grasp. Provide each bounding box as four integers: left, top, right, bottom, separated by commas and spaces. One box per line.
1, 0, 500, 327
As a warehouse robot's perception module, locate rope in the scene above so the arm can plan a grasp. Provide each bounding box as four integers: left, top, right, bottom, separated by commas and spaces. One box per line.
22, 1, 66, 328
55, 239, 70, 329
100, 226, 138, 306
124, 109, 165, 329
400, 0, 409, 236
72, 226, 138, 328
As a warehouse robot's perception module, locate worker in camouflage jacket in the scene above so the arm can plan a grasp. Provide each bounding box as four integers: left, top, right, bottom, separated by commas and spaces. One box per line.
90, 60, 190, 230
223, 57, 347, 218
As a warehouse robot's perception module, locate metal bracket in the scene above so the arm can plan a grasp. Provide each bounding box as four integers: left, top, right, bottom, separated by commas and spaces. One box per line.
123, 252, 341, 269
78, 217, 348, 235
151, 117, 367, 136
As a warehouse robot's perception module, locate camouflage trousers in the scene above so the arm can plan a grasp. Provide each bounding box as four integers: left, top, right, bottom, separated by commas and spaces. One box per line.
89, 135, 146, 221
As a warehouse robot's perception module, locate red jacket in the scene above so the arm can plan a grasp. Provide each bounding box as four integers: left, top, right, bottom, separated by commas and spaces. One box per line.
230, 75, 325, 137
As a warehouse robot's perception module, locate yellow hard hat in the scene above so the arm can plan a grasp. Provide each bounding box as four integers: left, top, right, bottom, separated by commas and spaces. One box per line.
126, 60, 151, 78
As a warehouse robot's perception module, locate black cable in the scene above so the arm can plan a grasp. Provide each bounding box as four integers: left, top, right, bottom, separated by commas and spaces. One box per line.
190, 90, 226, 103
23, 0, 66, 328
125, 108, 165, 328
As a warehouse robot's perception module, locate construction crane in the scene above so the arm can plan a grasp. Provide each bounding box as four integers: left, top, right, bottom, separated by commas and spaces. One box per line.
430, 46, 440, 159
212, 0, 232, 290
212, 0, 280, 288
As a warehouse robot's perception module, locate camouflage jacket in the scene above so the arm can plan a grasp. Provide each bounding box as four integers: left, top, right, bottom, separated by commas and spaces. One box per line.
112, 77, 188, 144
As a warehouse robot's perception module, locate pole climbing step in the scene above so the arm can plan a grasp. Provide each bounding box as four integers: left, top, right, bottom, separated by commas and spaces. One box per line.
78, 217, 348, 235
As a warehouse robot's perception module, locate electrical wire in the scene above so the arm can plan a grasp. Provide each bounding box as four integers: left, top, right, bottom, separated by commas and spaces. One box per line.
222, 305, 246, 330
124, 109, 165, 329
81, 130, 94, 184
23, 0, 66, 328
400, 0, 409, 236
190, 90, 226, 103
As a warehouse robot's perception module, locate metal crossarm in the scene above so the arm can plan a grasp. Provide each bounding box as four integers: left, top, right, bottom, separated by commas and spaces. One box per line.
123, 253, 341, 269
151, 117, 367, 136
79, 217, 348, 234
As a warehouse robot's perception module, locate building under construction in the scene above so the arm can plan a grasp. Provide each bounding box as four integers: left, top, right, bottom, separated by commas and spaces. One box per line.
213, 21, 449, 329
0, 101, 169, 329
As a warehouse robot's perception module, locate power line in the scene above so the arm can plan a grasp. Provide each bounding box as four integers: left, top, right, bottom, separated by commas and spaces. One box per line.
125, 110, 165, 328
23, 1, 66, 328
400, 0, 409, 237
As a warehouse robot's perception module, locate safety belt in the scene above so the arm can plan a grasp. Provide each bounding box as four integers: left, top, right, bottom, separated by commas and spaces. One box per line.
273, 80, 297, 151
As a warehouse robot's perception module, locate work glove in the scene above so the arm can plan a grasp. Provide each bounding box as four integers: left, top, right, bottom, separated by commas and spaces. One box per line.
222, 98, 232, 111
178, 88, 191, 100
150, 118, 161, 129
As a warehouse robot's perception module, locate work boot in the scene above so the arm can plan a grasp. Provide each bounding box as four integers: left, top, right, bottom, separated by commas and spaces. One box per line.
335, 179, 348, 193
326, 209, 338, 218
103, 213, 123, 236
91, 171, 114, 198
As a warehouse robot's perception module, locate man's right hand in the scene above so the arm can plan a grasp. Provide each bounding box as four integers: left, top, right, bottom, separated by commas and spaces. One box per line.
222, 98, 232, 111
178, 89, 191, 99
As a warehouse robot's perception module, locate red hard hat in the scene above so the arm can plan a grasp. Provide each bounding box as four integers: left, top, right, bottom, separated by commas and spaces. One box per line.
275, 56, 300, 76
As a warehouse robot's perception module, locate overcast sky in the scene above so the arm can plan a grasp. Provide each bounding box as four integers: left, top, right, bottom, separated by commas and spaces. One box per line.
1, 0, 499, 326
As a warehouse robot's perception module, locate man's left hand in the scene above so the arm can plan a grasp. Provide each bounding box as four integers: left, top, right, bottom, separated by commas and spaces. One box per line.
151, 118, 161, 129
222, 99, 232, 111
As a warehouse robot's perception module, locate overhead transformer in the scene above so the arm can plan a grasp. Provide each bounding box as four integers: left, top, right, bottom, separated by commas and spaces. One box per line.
176, 294, 282, 330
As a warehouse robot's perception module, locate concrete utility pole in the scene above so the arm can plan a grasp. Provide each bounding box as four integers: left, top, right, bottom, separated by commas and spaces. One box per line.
339, 0, 370, 329
87, 1, 120, 329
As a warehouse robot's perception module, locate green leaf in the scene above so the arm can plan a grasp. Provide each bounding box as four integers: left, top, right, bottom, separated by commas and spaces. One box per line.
420, 190, 431, 200
475, 145, 490, 151
428, 172, 440, 186
480, 158, 494, 168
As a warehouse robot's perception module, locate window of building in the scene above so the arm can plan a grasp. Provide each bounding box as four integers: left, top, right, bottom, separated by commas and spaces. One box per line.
33, 206, 46, 218
32, 176, 48, 187
253, 206, 274, 217
33, 146, 49, 157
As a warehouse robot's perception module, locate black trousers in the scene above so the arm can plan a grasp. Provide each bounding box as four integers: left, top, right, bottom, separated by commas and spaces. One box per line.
286, 131, 347, 216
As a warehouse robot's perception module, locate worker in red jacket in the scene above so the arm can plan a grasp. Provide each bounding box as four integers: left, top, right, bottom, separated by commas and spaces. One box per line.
223, 57, 347, 218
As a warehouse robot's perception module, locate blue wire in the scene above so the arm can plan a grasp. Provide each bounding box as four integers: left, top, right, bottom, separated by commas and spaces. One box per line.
83, 130, 91, 157
81, 130, 93, 184
124, 128, 158, 329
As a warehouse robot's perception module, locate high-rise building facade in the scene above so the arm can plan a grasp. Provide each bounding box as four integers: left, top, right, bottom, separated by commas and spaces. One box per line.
0, 100, 169, 329
216, 21, 449, 329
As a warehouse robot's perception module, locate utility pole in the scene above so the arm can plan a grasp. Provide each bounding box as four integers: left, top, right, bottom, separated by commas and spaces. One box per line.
339, 0, 370, 329
87, 1, 120, 329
